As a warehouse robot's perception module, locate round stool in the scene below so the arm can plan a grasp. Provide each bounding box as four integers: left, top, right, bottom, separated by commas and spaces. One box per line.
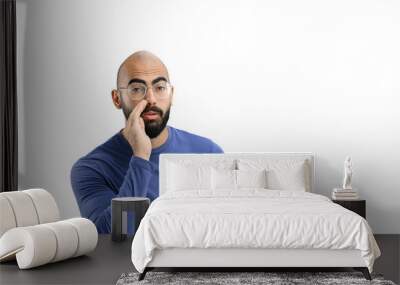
111, 197, 150, 242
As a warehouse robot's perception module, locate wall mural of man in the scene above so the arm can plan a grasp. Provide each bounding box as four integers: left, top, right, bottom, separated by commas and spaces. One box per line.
70, 51, 223, 233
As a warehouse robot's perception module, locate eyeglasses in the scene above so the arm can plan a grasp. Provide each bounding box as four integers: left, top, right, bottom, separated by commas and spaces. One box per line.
118, 81, 172, 101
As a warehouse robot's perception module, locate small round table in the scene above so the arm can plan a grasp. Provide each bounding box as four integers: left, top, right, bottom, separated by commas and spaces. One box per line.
111, 197, 150, 242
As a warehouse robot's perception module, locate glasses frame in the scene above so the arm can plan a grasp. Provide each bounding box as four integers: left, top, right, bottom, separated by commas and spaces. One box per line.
117, 81, 173, 101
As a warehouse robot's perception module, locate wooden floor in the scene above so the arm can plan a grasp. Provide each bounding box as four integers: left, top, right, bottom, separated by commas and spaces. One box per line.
373, 234, 400, 284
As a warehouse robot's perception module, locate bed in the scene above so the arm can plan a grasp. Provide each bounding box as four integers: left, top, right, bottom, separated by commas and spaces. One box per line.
131, 153, 381, 281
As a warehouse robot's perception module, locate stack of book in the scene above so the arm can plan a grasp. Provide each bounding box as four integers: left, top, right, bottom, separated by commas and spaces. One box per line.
332, 188, 359, 200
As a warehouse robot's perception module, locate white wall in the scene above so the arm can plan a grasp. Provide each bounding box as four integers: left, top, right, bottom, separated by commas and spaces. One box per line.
17, 0, 400, 233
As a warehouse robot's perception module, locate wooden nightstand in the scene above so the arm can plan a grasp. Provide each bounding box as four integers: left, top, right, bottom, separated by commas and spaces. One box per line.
332, 199, 366, 219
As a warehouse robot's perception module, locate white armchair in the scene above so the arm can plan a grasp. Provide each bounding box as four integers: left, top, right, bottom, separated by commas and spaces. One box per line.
0, 189, 98, 269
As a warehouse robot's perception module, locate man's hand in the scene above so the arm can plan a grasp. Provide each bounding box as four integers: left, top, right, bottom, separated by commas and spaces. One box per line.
123, 100, 152, 160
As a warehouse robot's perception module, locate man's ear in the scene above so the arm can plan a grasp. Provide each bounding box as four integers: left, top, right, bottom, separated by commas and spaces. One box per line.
111, 89, 122, 109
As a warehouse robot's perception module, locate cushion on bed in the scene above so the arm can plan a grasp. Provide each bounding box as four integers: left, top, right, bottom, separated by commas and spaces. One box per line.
166, 163, 212, 191
165, 158, 236, 192
165, 157, 311, 192
236, 169, 268, 189
237, 159, 311, 191
165, 157, 235, 170
211, 168, 268, 191
211, 168, 237, 190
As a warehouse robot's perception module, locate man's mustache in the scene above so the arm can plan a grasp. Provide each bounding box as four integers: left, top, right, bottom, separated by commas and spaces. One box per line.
141, 106, 163, 117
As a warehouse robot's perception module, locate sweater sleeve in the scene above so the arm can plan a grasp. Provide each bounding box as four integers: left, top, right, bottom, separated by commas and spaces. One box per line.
210, 141, 224, 153
70, 156, 153, 233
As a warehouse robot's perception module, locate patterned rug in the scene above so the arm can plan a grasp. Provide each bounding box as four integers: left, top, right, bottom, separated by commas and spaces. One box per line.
116, 271, 396, 285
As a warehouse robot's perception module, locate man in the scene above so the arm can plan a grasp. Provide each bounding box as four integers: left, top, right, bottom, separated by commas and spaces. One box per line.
70, 51, 223, 233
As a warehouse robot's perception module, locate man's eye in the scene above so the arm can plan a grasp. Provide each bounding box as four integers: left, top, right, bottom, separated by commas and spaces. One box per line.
156, 86, 166, 91
131, 88, 143, 93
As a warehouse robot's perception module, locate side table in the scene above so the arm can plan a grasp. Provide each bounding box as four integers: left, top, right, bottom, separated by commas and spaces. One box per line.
111, 197, 150, 242
332, 199, 366, 219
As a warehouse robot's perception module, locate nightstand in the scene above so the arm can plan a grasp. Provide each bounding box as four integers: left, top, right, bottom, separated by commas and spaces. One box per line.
332, 199, 366, 219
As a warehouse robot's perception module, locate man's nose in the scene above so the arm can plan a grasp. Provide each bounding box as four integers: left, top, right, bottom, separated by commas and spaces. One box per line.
144, 88, 157, 105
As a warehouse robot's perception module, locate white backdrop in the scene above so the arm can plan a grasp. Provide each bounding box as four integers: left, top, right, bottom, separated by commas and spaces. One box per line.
16, 0, 400, 233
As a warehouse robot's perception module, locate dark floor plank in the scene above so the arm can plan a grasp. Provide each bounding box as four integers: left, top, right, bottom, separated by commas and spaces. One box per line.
374, 234, 400, 284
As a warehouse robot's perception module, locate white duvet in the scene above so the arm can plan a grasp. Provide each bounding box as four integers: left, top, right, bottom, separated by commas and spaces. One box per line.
131, 189, 380, 273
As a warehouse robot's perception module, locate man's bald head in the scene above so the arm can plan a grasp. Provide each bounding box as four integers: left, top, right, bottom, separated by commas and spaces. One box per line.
117, 50, 170, 87
112, 50, 173, 139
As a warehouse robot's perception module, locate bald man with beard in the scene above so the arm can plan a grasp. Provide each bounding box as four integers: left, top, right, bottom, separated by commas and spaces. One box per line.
70, 51, 223, 233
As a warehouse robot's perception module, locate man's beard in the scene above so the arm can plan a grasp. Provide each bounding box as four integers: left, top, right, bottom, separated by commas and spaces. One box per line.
121, 100, 171, 139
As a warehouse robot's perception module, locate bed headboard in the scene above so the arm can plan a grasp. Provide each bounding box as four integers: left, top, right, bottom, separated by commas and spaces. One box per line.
159, 152, 315, 195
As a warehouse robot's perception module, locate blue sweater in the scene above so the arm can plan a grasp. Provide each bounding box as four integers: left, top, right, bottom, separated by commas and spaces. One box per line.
70, 125, 223, 233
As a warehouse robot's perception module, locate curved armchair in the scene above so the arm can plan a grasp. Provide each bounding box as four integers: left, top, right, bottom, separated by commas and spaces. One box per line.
0, 189, 98, 269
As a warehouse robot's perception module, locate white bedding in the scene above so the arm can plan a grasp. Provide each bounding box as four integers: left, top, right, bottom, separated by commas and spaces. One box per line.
131, 189, 380, 273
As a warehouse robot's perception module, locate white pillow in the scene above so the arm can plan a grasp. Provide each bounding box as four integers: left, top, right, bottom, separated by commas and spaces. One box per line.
211, 169, 268, 190
267, 165, 306, 191
236, 169, 268, 189
237, 159, 310, 191
166, 163, 212, 192
165, 157, 235, 170
211, 168, 236, 190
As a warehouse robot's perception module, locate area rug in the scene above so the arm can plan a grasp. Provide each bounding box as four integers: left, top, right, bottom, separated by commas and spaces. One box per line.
116, 271, 396, 285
